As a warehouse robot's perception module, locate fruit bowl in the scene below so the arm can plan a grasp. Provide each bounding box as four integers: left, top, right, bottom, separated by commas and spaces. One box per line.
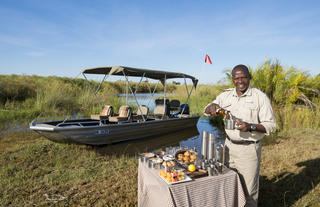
175, 149, 198, 165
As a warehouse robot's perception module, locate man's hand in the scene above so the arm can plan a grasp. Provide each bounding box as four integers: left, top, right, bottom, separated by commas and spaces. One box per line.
235, 119, 251, 132
204, 103, 221, 116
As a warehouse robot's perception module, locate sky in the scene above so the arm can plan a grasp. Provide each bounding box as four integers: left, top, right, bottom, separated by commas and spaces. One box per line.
0, 0, 319, 84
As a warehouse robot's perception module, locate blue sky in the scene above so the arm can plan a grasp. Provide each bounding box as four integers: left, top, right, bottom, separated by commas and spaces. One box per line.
0, 0, 319, 84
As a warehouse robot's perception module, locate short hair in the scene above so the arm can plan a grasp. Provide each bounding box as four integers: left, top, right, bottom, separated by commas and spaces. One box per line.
232, 64, 251, 79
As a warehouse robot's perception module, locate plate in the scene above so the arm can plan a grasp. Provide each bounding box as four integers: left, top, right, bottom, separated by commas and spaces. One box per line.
141, 152, 155, 158
163, 154, 174, 161
159, 171, 192, 185
149, 157, 163, 164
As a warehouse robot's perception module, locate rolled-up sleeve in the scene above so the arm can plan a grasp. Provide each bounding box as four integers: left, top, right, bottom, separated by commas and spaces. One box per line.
259, 95, 276, 135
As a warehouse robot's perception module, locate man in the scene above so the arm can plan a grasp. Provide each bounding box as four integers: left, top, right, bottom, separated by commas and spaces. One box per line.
204, 64, 276, 207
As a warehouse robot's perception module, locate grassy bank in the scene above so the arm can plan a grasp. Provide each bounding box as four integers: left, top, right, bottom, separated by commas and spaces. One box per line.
0, 74, 177, 126
0, 131, 138, 207
0, 130, 319, 206
259, 129, 320, 207
1, 60, 320, 206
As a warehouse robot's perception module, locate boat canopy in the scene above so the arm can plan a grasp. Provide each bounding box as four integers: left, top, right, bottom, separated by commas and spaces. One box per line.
81, 66, 198, 87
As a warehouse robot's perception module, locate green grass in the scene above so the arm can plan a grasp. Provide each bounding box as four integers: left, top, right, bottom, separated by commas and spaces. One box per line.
259, 129, 320, 207
1, 65, 320, 206
1, 129, 319, 207
0, 131, 138, 207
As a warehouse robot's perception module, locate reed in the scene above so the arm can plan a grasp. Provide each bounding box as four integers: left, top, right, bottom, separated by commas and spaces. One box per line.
274, 102, 320, 136
1, 59, 320, 135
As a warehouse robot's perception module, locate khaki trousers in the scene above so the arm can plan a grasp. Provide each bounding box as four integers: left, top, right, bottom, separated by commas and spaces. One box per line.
225, 138, 262, 207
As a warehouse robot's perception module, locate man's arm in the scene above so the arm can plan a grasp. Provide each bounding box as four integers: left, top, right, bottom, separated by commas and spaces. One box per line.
235, 92, 275, 134
234, 120, 266, 133
204, 103, 221, 116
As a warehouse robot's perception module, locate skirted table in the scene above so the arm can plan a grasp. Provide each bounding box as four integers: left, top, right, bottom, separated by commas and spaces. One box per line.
138, 161, 246, 207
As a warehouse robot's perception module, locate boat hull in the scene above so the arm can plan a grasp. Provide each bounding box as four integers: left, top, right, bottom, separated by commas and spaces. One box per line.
30, 116, 199, 145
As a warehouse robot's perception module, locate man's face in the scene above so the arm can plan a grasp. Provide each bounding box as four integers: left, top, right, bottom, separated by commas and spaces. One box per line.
232, 69, 250, 94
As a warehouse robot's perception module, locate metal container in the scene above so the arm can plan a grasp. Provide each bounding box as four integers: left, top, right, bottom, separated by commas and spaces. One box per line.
143, 156, 148, 164
216, 162, 223, 174
201, 160, 208, 170
208, 133, 215, 160
201, 131, 209, 160
224, 118, 235, 130
215, 144, 224, 164
224, 112, 236, 130
207, 166, 214, 176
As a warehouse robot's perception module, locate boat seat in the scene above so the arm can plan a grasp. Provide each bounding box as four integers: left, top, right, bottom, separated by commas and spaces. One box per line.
155, 98, 170, 106
109, 105, 132, 123
153, 104, 170, 119
91, 105, 113, 120
170, 99, 180, 111
132, 105, 149, 121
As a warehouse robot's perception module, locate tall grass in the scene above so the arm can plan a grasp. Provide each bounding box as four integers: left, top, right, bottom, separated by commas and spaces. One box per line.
274, 103, 320, 136
1, 59, 320, 135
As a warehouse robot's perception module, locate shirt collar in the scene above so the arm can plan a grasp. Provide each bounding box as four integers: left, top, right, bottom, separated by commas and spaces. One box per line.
232, 85, 253, 97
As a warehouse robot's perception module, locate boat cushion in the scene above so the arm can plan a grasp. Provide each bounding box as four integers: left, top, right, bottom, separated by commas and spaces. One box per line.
91, 105, 113, 120
137, 105, 149, 116
109, 105, 132, 122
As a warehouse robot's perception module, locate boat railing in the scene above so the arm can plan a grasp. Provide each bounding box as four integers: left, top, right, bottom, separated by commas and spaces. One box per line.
56, 120, 101, 127
30, 113, 88, 126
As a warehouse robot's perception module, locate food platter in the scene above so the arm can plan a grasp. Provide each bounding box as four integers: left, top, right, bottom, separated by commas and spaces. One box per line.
159, 174, 192, 185
158, 169, 192, 185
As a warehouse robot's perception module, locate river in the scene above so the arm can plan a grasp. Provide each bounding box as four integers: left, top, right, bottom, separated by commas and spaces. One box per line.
2, 94, 225, 155
114, 94, 225, 153
98, 117, 225, 156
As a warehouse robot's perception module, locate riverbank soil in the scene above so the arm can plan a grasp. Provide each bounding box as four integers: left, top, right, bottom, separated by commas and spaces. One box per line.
0, 130, 319, 206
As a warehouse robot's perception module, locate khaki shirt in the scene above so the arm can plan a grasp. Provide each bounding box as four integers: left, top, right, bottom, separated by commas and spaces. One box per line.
204, 86, 276, 142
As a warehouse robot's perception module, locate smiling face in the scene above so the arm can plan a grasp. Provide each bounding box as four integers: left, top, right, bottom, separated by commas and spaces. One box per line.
232, 67, 250, 96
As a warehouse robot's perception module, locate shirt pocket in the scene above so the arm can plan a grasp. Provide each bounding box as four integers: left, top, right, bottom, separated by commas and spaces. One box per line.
242, 102, 259, 123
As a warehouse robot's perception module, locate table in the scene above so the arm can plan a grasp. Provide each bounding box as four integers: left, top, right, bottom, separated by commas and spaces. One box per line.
138, 161, 246, 207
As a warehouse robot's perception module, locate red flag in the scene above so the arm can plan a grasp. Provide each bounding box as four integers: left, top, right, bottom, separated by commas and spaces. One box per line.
205, 54, 212, 64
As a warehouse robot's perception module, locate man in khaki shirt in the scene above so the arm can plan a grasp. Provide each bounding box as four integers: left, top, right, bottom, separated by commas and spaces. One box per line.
204, 64, 276, 207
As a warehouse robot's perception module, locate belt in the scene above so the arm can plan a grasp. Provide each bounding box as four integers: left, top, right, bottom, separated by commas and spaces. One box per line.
226, 136, 260, 145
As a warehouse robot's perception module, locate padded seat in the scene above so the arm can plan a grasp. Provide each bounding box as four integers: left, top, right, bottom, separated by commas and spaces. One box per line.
109, 105, 132, 123
170, 99, 180, 111
133, 105, 149, 121
153, 104, 169, 119
153, 98, 171, 119
91, 105, 113, 120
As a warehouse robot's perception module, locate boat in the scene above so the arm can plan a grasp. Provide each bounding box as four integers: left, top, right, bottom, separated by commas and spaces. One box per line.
30, 66, 200, 145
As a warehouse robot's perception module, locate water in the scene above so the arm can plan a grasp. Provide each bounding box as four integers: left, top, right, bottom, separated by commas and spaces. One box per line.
119, 93, 171, 111
180, 117, 225, 153
2, 117, 225, 156
100, 117, 225, 156
119, 93, 225, 153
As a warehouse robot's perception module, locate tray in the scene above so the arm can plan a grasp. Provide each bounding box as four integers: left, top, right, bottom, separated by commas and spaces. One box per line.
183, 169, 208, 179
159, 173, 193, 185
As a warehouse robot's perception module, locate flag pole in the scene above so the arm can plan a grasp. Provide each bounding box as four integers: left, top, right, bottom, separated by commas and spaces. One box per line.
199, 51, 206, 85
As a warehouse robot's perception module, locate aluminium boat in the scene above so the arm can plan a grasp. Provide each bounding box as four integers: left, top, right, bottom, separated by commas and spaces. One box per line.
30, 66, 199, 145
